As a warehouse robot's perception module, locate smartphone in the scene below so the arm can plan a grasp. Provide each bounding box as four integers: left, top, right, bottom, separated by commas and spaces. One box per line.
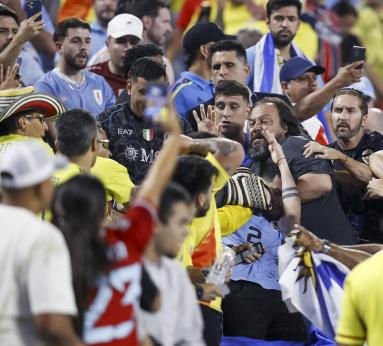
144, 82, 168, 122
234, 242, 265, 265
25, 0, 42, 22
15, 57, 22, 80
351, 46, 366, 69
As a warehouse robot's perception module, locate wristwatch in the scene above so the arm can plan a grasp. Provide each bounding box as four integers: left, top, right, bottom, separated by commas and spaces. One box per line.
321, 239, 331, 254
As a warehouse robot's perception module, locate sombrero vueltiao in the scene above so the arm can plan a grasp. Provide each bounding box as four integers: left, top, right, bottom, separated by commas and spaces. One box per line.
0, 86, 66, 123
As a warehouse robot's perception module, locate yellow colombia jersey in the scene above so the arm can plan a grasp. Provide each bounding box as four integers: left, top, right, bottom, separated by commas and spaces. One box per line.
54, 157, 134, 205
0, 134, 54, 156
336, 250, 383, 346
177, 153, 252, 312
91, 156, 134, 204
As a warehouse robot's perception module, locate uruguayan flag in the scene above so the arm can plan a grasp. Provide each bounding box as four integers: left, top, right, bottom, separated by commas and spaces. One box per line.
252, 33, 307, 94
278, 236, 350, 340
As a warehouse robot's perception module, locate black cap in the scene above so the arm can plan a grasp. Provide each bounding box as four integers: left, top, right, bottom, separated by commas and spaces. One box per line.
183, 22, 227, 54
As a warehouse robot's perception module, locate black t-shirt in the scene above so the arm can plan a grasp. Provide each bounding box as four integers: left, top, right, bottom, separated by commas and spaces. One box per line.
330, 131, 383, 242
97, 102, 192, 184
282, 135, 356, 245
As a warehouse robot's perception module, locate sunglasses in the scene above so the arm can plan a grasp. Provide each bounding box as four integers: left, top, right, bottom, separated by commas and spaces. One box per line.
97, 139, 110, 150
25, 114, 45, 124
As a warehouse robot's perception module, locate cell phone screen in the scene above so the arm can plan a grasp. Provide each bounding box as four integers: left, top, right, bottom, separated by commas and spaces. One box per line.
351, 46, 366, 69
25, 0, 42, 21
144, 83, 168, 122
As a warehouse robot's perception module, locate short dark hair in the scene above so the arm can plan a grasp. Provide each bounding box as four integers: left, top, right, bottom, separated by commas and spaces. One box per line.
215, 80, 251, 104
331, 88, 368, 116
0, 114, 23, 136
159, 182, 192, 224
129, 57, 167, 82
123, 44, 163, 78
255, 97, 305, 136
123, 0, 169, 19
53, 18, 91, 42
56, 109, 97, 157
266, 0, 302, 18
0, 4, 19, 24
332, 1, 358, 18
208, 40, 247, 67
172, 155, 218, 199
185, 49, 200, 69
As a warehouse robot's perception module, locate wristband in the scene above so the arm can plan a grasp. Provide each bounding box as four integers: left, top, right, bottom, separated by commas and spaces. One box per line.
320, 239, 331, 254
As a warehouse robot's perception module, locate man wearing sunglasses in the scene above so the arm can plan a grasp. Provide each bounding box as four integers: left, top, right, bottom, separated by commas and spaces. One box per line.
0, 86, 65, 154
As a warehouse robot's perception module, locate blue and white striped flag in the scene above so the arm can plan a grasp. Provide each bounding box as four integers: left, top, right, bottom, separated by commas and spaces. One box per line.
252, 33, 307, 94
278, 236, 350, 340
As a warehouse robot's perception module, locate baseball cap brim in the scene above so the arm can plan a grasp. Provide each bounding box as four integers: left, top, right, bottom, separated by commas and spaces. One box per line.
110, 31, 142, 39
0, 92, 66, 124
281, 64, 325, 82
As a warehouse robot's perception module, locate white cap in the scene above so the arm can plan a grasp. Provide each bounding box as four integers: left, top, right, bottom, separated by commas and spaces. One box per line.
350, 76, 376, 101
0, 141, 67, 189
107, 14, 143, 40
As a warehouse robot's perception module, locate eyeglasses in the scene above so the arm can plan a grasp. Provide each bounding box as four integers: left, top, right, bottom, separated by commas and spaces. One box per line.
97, 139, 110, 150
24, 114, 45, 124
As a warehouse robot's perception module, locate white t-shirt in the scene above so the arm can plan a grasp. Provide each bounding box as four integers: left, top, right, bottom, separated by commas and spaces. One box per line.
0, 205, 77, 346
138, 256, 205, 346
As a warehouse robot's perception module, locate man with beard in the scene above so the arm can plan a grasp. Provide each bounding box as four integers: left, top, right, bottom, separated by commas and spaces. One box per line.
280, 57, 363, 144
303, 88, 383, 242
89, 0, 118, 59
222, 130, 309, 343
249, 97, 356, 244
88, 14, 143, 97
247, 0, 302, 94
121, 0, 175, 83
34, 18, 115, 116
0, 4, 43, 72
171, 143, 246, 346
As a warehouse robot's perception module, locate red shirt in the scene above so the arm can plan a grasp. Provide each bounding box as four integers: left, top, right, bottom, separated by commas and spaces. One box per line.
83, 200, 157, 346
88, 61, 126, 97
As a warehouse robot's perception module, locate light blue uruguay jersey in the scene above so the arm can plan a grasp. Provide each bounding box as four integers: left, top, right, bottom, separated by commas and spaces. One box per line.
34, 68, 115, 116
222, 215, 284, 290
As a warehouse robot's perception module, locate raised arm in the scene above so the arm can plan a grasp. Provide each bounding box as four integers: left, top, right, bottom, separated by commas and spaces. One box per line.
0, 13, 43, 68
264, 129, 301, 232
294, 62, 363, 120
181, 136, 244, 176
137, 108, 182, 207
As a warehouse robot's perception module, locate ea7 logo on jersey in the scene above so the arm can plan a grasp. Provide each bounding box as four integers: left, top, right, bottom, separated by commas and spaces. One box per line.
93, 89, 103, 105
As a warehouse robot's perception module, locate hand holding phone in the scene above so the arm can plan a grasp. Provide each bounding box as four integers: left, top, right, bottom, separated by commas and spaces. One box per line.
24, 0, 42, 22
351, 46, 366, 70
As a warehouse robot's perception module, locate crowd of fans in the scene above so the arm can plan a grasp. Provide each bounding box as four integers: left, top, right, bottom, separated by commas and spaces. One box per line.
1, 0, 383, 345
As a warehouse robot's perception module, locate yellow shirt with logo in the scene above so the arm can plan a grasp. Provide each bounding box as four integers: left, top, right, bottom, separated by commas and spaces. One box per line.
336, 250, 383, 346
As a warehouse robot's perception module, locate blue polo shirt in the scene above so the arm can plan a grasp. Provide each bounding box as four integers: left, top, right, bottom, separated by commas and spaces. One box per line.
90, 21, 107, 59
34, 68, 115, 116
170, 71, 214, 118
